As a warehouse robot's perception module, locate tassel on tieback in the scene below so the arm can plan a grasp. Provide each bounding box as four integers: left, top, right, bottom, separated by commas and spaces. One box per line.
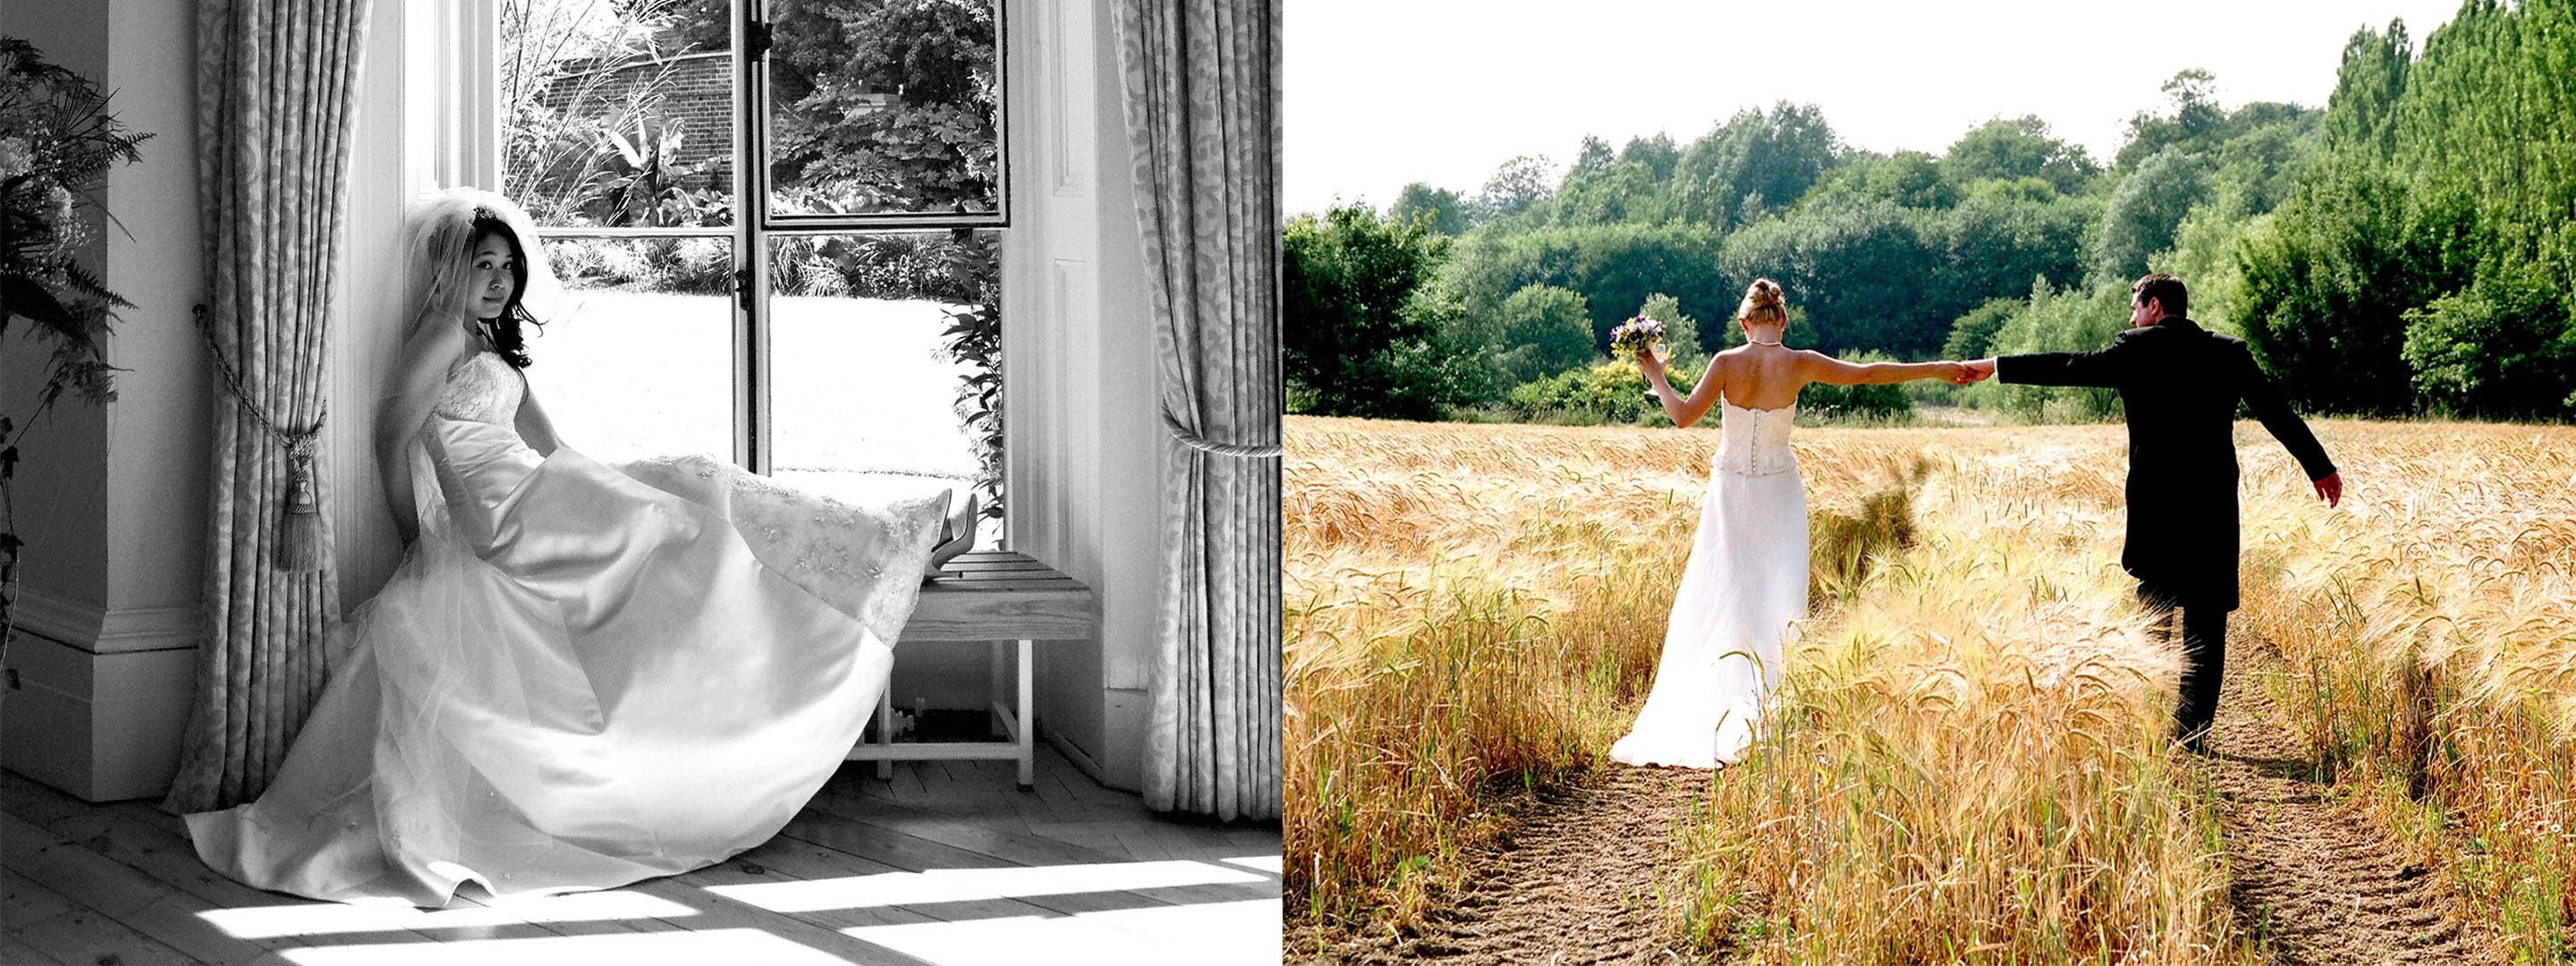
195, 303, 330, 573
276, 434, 323, 572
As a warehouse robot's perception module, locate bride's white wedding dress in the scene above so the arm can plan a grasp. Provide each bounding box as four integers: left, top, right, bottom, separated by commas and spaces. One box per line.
1609, 400, 1809, 769
185, 351, 946, 906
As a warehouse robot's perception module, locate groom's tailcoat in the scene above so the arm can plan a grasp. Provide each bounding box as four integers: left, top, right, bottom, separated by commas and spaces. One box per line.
1998, 318, 2335, 610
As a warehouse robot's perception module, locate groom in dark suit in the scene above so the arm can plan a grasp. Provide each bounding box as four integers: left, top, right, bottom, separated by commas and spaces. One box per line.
1964, 274, 2342, 751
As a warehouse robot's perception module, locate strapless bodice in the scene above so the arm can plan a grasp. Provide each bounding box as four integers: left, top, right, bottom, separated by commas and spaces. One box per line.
1713, 401, 1797, 476
431, 351, 522, 426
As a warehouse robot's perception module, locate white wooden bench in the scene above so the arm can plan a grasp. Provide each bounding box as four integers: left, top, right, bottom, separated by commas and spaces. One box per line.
844, 551, 1096, 789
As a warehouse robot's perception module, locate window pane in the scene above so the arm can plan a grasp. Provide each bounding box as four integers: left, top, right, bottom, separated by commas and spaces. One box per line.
768, 231, 1002, 547
503, 0, 735, 228
533, 236, 735, 462
765, 0, 1002, 219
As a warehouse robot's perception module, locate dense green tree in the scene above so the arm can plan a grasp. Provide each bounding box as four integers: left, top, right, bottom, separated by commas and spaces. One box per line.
2238, 4, 2576, 419
2089, 146, 2208, 284
1971, 279, 2131, 421
1617, 133, 1682, 182
2115, 69, 2224, 171
2321, 20, 2412, 159
1489, 284, 1598, 386
1799, 150, 1952, 210
2235, 159, 2453, 414
767, 0, 1001, 213
2400, 261, 2575, 418
1283, 204, 1465, 418
1475, 155, 1557, 222
1568, 135, 1616, 177
1546, 160, 1672, 227
1674, 102, 1840, 228
1934, 182, 2094, 313
1714, 200, 1945, 355
1941, 115, 2099, 196
1943, 296, 2023, 360
1443, 221, 1726, 355
1390, 182, 1472, 236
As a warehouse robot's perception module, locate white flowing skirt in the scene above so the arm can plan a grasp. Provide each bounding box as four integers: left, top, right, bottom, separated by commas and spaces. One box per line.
185, 418, 945, 906
1609, 461, 1809, 769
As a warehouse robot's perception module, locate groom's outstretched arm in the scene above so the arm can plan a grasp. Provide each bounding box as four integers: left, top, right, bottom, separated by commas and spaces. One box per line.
1991, 329, 2143, 388
2233, 341, 2337, 487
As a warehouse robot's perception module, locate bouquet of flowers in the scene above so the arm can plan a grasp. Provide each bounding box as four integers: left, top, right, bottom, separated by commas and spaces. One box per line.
1608, 316, 1666, 361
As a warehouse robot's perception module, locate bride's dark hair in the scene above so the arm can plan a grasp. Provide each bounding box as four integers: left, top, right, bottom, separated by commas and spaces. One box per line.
468, 209, 542, 369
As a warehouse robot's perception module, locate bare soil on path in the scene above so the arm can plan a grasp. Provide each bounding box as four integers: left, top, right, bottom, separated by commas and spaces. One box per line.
1289, 767, 1707, 964
1293, 631, 2499, 964
2208, 633, 2494, 964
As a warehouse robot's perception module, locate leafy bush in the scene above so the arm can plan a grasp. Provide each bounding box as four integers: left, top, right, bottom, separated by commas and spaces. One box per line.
1503, 359, 1693, 426
2400, 261, 2576, 419
1967, 279, 2128, 422
1796, 351, 1917, 423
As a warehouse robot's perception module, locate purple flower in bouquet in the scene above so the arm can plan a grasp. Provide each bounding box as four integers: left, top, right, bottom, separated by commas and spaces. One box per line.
1608, 316, 1667, 361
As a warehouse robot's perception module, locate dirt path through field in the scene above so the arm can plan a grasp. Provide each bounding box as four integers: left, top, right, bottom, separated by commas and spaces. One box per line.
1296, 630, 2497, 964
1292, 767, 1706, 963
2208, 632, 2492, 963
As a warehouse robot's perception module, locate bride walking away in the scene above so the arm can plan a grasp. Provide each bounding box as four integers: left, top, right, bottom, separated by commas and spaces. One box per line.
1610, 279, 1971, 769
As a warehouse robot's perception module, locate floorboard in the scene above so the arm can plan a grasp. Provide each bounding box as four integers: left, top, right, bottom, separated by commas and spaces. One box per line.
1, 742, 1279, 964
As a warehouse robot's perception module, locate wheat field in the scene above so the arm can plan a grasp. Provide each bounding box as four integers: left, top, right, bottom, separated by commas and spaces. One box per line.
1285, 413, 2576, 961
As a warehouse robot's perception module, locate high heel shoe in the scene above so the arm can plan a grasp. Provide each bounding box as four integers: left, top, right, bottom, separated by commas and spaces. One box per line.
925, 489, 979, 576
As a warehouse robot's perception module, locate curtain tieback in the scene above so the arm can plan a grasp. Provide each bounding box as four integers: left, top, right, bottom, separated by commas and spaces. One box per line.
194, 303, 328, 572
1160, 407, 1280, 459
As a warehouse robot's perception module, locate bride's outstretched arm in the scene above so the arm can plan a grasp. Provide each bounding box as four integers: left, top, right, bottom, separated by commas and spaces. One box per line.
1797, 352, 1969, 386
1640, 348, 1723, 428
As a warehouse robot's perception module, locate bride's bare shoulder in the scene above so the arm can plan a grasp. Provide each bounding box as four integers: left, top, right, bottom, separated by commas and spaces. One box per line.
388, 318, 477, 396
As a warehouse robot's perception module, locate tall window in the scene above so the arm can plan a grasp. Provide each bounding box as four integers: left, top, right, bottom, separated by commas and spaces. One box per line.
499, 0, 1005, 544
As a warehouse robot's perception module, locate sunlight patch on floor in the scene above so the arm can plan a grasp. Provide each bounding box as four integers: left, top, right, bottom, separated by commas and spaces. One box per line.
199, 889, 697, 939
280, 928, 846, 965
1220, 854, 1281, 875
842, 898, 1281, 965
702, 860, 1267, 913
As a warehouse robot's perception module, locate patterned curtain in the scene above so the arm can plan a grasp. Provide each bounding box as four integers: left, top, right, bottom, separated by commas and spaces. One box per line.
163, 0, 372, 813
1112, 0, 1283, 821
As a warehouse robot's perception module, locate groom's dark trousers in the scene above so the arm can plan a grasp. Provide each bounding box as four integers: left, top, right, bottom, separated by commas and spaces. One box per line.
1998, 317, 2334, 746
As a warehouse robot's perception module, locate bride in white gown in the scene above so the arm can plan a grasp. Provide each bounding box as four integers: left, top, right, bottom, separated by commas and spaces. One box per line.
1609, 279, 1969, 768
185, 191, 964, 905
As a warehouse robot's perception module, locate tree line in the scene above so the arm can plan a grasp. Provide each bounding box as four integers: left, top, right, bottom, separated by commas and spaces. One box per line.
1286, 0, 2576, 425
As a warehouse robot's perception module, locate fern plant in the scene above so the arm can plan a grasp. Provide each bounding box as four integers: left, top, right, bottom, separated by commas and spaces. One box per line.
0, 36, 153, 698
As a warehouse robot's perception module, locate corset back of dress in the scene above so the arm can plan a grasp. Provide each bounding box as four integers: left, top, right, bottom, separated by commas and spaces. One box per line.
1713, 402, 1797, 476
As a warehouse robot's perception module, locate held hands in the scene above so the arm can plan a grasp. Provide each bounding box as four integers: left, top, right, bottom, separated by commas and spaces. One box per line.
2312, 471, 2343, 508
1930, 359, 1994, 385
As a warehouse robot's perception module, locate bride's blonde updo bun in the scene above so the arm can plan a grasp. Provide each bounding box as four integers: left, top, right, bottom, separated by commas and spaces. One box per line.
1738, 278, 1787, 327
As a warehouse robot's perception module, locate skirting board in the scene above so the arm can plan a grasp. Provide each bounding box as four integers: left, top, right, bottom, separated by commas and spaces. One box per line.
1, 628, 197, 801
10, 586, 199, 655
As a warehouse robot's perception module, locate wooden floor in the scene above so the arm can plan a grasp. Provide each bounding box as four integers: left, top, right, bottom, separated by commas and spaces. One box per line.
0, 745, 1282, 965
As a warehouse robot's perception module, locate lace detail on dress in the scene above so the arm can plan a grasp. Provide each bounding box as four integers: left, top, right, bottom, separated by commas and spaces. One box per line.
430, 352, 523, 426
1713, 402, 1797, 477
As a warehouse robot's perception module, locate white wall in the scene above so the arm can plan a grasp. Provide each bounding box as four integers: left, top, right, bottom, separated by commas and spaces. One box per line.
1004, 0, 1163, 792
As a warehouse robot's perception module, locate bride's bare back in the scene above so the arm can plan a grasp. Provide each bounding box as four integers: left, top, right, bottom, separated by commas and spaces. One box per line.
1637, 279, 1967, 428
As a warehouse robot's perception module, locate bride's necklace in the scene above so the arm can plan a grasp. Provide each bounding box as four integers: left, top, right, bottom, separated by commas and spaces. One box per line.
1747, 336, 1784, 346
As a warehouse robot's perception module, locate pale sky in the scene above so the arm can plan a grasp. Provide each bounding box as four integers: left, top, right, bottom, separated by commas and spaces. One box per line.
1286, 1, 2462, 216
